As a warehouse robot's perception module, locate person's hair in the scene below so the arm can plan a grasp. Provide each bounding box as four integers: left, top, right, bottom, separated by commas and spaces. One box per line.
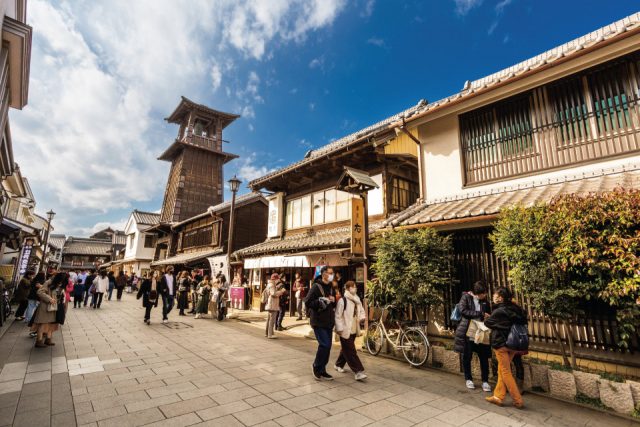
25, 270, 35, 278
118, 270, 124, 276
91, 269, 96, 273
77, 279, 83, 284
108, 271, 114, 277
100, 270, 107, 278
473, 281, 487, 295
493, 286, 512, 302
180, 270, 189, 279
344, 280, 356, 290
50, 272, 69, 290
320, 265, 331, 275
218, 274, 226, 283
203, 275, 210, 282
152, 270, 159, 279
167, 267, 174, 273
34, 272, 46, 283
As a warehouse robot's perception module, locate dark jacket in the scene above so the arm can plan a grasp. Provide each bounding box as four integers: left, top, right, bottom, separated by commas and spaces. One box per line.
73, 284, 85, 297
27, 279, 44, 300
137, 279, 159, 307
277, 281, 289, 308
85, 274, 97, 291
115, 275, 127, 288
15, 277, 31, 302
484, 302, 528, 349
159, 274, 175, 296
453, 292, 491, 354
304, 276, 335, 329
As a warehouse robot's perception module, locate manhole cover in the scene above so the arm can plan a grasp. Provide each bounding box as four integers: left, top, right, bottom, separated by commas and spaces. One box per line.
162, 322, 193, 329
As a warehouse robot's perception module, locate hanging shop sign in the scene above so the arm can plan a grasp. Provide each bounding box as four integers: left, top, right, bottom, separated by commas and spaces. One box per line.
19, 238, 35, 275
351, 198, 365, 256
315, 264, 326, 278
356, 267, 365, 283
208, 255, 227, 277
267, 192, 284, 238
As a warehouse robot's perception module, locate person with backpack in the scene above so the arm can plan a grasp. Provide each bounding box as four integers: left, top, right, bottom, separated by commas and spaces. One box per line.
305, 266, 336, 381
334, 281, 367, 380
483, 286, 528, 409
115, 271, 127, 300
263, 273, 284, 338
73, 279, 85, 308
453, 281, 492, 392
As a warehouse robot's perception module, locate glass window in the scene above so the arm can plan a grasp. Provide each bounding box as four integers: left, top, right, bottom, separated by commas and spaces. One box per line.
292, 198, 302, 229
368, 174, 384, 215
313, 192, 324, 225
336, 191, 350, 220
285, 201, 293, 230
301, 196, 311, 227
324, 189, 336, 223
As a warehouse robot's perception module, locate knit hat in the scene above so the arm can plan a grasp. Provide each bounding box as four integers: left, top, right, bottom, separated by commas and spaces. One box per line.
270, 273, 280, 281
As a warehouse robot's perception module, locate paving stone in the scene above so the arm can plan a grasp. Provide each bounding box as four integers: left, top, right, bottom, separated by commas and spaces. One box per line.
197, 400, 252, 421
52, 410, 77, 427
353, 400, 405, 421
316, 397, 365, 416
144, 412, 202, 427
245, 394, 275, 408
125, 394, 182, 413
0, 379, 23, 395
0, 405, 16, 427
16, 391, 52, 413
0, 391, 20, 409
397, 404, 444, 423
146, 381, 197, 398
12, 407, 51, 427
159, 395, 217, 419
233, 402, 292, 426
25, 370, 52, 384
97, 407, 166, 427
471, 412, 525, 427
314, 410, 373, 427
191, 414, 245, 427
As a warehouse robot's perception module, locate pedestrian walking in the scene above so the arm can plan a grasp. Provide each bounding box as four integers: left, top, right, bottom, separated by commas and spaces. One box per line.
453, 281, 492, 392
334, 281, 367, 380
73, 279, 84, 308
159, 267, 175, 323
189, 271, 199, 315
13, 270, 34, 320
137, 270, 159, 325
293, 273, 308, 320
132, 274, 139, 292
115, 271, 127, 300
92, 270, 109, 309
26, 272, 45, 332
84, 269, 97, 307
195, 276, 212, 319
31, 272, 67, 348
177, 271, 191, 316
264, 273, 284, 338
275, 275, 289, 331
68, 269, 78, 287
107, 271, 115, 300
65, 275, 74, 313
305, 266, 336, 380
216, 273, 229, 321
484, 286, 528, 409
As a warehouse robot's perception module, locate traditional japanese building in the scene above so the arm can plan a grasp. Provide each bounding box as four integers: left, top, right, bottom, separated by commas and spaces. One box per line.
60, 237, 112, 271
117, 210, 161, 276
158, 97, 240, 223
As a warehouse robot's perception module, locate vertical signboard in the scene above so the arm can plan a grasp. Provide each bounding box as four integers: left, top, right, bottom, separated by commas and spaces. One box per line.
19, 238, 35, 275
267, 192, 284, 238
351, 198, 365, 256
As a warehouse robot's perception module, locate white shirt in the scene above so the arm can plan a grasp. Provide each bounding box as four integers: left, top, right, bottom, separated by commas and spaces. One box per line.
165, 274, 174, 296
77, 273, 88, 284
69, 272, 78, 283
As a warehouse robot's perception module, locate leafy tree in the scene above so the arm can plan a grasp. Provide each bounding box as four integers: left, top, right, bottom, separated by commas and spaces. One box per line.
545, 189, 640, 348
366, 227, 456, 321
490, 202, 586, 368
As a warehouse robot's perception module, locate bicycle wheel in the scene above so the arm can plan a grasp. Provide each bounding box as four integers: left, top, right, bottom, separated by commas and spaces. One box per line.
365, 323, 383, 356
400, 328, 429, 366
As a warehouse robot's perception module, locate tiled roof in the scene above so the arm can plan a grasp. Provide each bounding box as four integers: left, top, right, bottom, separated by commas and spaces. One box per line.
48, 234, 66, 250
234, 222, 383, 258
248, 100, 427, 188
170, 192, 267, 228
151, 247, 223, 266
112, 231, 126, 246
132, 210, 161, 226
63, 237, 113, 255
382, 164, 640, 229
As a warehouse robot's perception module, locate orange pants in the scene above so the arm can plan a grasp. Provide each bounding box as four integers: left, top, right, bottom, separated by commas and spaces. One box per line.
494, 347, 522, 406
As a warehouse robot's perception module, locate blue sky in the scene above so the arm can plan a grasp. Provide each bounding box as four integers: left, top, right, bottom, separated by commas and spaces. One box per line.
9, 0, 640, 236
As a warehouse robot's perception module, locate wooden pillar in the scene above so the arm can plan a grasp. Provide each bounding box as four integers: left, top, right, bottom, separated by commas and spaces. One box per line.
186, 111, 196, 143
216, 117, 223, 150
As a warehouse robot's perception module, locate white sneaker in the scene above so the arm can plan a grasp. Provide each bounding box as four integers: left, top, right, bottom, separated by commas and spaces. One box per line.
163, 319, 168, 324
355, 372, 367, 381
194, 314, 199, 319
334, 365, 345, 373
482, 382, 492, 392
466, 380, 475, 389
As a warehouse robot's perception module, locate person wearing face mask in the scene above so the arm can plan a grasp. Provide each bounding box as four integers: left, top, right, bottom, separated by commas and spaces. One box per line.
264, 273, 284, 338
334, 281, 367, 380
484, 286, 528, 409
453, 281, 492, 392
305, 266, 336, 381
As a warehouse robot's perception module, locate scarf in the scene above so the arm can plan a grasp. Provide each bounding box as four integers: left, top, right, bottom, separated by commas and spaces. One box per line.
149, 279, 157, 303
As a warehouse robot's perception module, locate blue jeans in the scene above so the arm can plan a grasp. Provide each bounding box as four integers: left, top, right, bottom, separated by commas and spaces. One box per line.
108, 283, 114, 300
162, 294, 175, 320
313, 327, 333, 374
84, 289, 91, 306
25, 300, 39, 322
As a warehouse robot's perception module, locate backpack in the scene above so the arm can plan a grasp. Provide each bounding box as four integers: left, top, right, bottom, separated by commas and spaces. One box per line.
498, 308, 529, 351
450, 304, 461, 323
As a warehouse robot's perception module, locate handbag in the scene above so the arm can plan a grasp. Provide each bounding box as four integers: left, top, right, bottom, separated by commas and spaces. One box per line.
47, 302, 58, 312
498, 308, 530, 351
450, 304, 461, 323
212, 291, 219, 303
90, 285, 96, 295
55, 296, 66, 325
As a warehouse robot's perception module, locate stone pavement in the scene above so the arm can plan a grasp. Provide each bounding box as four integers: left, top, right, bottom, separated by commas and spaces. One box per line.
0, 295, 636, 427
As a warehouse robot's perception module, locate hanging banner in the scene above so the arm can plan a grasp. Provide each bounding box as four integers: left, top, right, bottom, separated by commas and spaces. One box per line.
267, 192, 284, 238
19, 238, 35, 275
351, 198, 365, 256
208, 255, 227, 277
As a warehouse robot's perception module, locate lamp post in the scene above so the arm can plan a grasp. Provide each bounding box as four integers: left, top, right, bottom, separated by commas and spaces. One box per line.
227, 176, 241, 281
40, 209, 56, 273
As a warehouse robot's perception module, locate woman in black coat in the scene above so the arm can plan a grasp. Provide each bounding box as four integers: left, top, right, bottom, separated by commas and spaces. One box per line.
137, 271, 160, 325
453, 281, 492, 392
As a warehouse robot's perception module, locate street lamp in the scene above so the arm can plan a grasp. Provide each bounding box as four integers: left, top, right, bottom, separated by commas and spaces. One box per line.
40, 209, 56, 273
227, 176, 241, 281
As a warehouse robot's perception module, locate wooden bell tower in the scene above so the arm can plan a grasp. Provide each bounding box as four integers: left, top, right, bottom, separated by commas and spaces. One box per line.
159, 97, 240, 223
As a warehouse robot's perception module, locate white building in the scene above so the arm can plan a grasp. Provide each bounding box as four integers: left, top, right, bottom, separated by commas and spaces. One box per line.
121, 210, 160, 277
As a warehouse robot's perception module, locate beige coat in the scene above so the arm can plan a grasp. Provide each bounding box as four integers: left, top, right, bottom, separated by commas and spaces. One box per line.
334, 292, 366, 339
33, 282, 62, 325
265, 281, 284, 312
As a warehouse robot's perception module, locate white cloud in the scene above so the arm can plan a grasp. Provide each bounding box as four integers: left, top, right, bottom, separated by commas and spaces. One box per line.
236, 154, 278, 182
248, 124, 254, 131
299, 139, 313, 148
309, 56, 324, 69
309, 103, 315, 111
11, 0, 347, 234
367, 36, 386, 47
488, 0, 513, 34
503, 34, 510, 43
361, 0, 376, 18
453, 0, 482, 16
66, 218, 129, 237
289, 88, 298, 94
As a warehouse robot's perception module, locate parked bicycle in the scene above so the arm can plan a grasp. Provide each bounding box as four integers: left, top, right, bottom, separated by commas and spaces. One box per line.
364, 304, 430, 366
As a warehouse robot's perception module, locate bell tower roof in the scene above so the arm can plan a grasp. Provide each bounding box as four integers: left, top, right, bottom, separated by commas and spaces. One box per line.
164, 96, 240, 130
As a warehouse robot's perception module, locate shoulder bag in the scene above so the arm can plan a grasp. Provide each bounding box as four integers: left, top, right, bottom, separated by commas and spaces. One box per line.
498, 308, 530, 351
47, 290, 58, 312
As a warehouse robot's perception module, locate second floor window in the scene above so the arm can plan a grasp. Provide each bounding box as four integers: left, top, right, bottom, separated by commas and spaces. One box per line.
285, 189, 352, 230
144, 234, 156, 248
128, 235, 134, 250
390, 177, 420, 214
181, 223, 219, 250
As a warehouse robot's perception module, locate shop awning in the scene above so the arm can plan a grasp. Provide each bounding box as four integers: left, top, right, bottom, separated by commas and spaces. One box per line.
243, 250, 353, 269
151, 248, 223, 266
